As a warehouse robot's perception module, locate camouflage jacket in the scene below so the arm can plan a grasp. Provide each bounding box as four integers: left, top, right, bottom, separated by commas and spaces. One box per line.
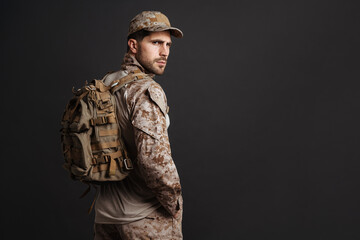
98, 53, 182, 220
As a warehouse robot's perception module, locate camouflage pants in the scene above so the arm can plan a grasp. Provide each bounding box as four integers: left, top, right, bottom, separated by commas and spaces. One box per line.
94, 207, 183, 240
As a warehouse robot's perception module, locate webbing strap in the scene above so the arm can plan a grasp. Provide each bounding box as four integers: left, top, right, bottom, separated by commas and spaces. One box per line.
92, 157, 133, 173
88, 192, 97, 215
92, 160, 124, 173
78, 183, 98, 214
92, 163, 111, 173
77, 184, 99, 215
109, 157, 116, 175
98, 128, 119, 137
97, 105, 114, 115
90, 115, 116, 126
107, 150, 125, 175
95, 80, 110, 93
108, 150, 123, 159
79, 184, 91, 199
88, 185, 99, 215
93, 155, 109, 164
110, 71, 147, 94
91, 140, 120, 151
97, 91, 111, 102
93, 150, 123, 164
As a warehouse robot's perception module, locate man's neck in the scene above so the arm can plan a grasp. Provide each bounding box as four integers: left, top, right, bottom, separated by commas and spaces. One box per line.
120, 53, 156, 78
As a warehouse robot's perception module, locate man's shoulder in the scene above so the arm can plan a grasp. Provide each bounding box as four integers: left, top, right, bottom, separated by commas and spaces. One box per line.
129, 76, 162, 90
101, 69, 154, 89
126, 77, 168, 115
127, 76, 165, 98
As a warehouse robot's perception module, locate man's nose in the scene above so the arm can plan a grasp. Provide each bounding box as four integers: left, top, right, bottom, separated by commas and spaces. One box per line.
159, 44, 169, 57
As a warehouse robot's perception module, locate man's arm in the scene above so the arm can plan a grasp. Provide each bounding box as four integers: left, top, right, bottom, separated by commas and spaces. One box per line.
130, 84, 182, 217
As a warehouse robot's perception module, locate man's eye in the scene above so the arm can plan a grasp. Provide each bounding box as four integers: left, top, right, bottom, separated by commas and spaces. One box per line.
153, 41, 159, 44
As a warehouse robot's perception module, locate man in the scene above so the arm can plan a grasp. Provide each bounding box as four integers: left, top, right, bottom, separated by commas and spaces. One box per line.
94, 11, 183, 240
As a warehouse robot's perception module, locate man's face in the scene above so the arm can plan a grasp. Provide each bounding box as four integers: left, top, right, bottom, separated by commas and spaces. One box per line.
135, 31, 172, 75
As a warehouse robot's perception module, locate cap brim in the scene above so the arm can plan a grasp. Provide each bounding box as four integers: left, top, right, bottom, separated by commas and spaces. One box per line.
144, 26, 183, 38
169, 27, 183, 38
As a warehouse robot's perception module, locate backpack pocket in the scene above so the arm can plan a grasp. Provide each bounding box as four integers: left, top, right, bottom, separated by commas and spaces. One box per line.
62, 130, 93, 179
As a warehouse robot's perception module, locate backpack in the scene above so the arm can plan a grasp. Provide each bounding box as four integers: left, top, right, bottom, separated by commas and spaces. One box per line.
60, 71, 146, 183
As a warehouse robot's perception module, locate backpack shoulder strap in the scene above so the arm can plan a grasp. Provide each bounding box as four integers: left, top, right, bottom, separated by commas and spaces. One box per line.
110, 69, 148, 94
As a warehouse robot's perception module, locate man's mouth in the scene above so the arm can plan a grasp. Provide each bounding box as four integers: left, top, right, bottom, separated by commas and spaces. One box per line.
156, 60, 167, 66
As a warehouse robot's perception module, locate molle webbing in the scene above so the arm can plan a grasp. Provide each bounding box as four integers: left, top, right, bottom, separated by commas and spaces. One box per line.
91, 140, 121, 151
98, 128, 118, 137
90, 115, 116, 126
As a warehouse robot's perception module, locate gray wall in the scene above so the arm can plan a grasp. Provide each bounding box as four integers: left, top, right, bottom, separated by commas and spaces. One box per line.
1, 0, 360, 239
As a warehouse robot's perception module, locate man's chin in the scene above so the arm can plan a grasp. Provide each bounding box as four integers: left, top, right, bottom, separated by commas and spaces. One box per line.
143, 65, 166, 75
153, 68, 166, 75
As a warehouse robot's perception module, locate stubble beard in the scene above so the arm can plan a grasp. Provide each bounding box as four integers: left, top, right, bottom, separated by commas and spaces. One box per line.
136, 51, 167, 75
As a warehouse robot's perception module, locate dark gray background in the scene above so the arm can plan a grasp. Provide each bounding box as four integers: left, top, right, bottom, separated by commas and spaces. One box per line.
1, 0, 360, 239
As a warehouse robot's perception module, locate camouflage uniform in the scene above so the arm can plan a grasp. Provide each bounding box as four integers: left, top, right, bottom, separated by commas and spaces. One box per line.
94, 53, 183, 240
94, 10, 183, 239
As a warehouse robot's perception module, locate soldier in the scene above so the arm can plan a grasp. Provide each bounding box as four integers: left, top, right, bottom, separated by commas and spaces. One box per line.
93, 11, 183, 239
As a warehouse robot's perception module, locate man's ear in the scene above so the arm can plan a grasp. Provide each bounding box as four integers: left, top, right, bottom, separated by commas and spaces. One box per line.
128, 39, 138, 54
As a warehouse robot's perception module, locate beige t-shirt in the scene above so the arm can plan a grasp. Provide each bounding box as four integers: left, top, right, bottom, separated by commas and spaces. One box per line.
95, 175, 161, 224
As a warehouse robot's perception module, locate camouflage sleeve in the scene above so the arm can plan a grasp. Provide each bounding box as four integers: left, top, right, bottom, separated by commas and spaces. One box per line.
130, 83, 182, 217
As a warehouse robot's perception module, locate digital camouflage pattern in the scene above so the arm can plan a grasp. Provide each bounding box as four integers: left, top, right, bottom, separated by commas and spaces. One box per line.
94, 53, 183, 239
121, 53, 182, 217
128, 11, 183, 38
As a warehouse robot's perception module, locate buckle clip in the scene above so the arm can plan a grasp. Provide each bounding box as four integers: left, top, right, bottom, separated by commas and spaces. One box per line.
123, 159, 133, 170
103, 155, 111, 162
101, 116, 108, 124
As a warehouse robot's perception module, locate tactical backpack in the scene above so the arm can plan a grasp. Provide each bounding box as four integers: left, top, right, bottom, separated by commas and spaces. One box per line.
60, 71, 146, 183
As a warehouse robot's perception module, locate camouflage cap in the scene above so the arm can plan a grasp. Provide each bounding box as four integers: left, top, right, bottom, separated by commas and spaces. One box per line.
128, 11, 183, 38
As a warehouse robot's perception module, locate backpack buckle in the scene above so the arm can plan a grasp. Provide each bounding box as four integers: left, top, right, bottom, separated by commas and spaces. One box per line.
100, 116, 108, 124
123, 159, 133, 170
90, 116, 108, 126
104, 155, 111, 163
